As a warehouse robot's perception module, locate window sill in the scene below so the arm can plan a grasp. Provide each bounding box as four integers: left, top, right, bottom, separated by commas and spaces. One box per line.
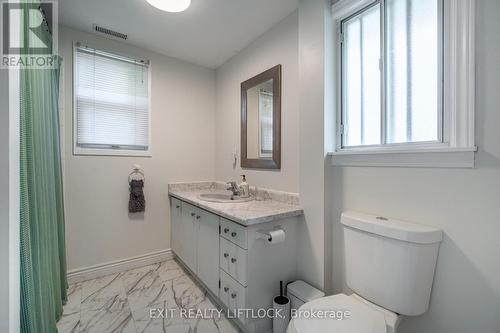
329, 147, 477, 168
73, 148, 152, 157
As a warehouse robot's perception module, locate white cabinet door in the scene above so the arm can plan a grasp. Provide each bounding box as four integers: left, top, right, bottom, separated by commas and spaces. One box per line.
196, 209, 220, 295
180, 202, 197, 273
170, 197, 182, 258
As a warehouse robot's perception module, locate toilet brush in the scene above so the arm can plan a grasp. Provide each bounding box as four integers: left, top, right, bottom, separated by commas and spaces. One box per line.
273, 281, 290, 333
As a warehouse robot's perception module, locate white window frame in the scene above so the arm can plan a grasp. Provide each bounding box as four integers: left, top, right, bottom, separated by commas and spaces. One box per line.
330, 0, 477, 168
72, 42, 152, 157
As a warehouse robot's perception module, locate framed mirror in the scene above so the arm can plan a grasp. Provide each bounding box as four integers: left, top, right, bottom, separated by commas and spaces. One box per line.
241, 65, 281, 169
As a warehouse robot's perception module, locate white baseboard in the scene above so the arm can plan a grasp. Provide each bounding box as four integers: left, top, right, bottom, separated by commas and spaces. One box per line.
67, 248, 174, 284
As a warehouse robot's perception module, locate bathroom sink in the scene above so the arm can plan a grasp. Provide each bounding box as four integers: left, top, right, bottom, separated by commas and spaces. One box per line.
198, 193, 253, 203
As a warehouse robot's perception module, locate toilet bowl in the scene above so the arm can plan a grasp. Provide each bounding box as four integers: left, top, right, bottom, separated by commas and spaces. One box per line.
287, 293, 400, 333
287, 211, 442, 333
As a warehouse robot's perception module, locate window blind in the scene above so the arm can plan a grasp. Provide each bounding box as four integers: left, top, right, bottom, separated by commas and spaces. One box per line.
74, 46, 150, 151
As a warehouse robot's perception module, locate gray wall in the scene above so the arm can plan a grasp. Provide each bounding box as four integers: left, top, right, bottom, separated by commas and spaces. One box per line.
60, 27, 217, 270
297, 0, 335, 290
0, 67, 10, 333
330, 0, 500, 332
215, 8, 332, 291
215, 11, 299, 193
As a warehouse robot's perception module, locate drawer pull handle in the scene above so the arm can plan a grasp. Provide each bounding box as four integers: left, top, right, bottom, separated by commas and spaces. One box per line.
224, 228, 229, 233
191, 212, 196, 217
231, 293, 237, 299
196, 215, 201, 219
224, 287, 229, 292
176, 205, 180, 208
231, 232, 237, 237
224, 253, 229, 258
231, 258, 237, 263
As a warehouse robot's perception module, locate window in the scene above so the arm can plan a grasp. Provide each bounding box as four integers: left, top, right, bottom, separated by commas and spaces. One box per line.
332, 0, 476, 167
259, 89, 273, 157
73, 44, 151, 156
341, 0, 441, 148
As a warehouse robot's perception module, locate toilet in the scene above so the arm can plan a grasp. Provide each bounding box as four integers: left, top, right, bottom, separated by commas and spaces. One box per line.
288, 211, 443, 333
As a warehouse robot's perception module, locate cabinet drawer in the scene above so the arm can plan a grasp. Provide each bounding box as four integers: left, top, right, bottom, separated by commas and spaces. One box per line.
220, 218, 247, 249
219, 270, 247, 324
220, 237, 247, 286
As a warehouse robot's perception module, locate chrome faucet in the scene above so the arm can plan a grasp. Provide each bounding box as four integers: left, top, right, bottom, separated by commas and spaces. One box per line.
226, 181, 241, 198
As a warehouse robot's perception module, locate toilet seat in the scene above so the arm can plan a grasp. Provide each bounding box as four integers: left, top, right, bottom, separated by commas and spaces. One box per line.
287, 294, 388, 333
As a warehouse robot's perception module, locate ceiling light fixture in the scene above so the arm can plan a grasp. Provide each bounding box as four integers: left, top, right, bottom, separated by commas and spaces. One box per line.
145, 0, 191, 13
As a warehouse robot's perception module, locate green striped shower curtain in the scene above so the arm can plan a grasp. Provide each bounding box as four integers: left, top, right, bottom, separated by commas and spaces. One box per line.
19, 1, 68, 332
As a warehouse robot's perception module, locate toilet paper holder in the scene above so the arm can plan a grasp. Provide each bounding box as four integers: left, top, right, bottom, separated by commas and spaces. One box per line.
256, 227, 284, 242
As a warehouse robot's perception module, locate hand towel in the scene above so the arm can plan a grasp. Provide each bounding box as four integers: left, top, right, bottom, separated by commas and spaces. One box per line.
129, 179, 146, 213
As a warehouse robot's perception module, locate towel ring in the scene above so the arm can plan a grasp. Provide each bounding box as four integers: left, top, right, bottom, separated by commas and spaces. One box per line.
128, 167, 145, 184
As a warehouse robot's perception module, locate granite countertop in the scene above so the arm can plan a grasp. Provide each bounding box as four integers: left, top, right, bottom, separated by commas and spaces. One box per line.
168, 182, 303, 226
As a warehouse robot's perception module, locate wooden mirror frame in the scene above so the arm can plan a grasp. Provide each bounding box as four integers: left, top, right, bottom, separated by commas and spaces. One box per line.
241, 64, 281, 169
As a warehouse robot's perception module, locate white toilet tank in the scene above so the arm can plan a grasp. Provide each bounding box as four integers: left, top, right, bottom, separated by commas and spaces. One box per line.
342, 211, 442, 316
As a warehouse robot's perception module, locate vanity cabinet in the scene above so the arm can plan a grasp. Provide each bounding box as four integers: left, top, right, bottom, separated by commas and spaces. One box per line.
170, 196, 299, 333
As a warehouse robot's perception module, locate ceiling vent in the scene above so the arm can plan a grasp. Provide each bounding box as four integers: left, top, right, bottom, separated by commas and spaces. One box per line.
93, 24, 128, 40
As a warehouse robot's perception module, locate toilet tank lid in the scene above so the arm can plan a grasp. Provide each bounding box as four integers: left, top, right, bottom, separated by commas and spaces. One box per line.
287, 280, 325, 302
341, 211, 443, 244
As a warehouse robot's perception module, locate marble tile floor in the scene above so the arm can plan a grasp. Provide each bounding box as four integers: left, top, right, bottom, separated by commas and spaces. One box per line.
57, 259, 241, 333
